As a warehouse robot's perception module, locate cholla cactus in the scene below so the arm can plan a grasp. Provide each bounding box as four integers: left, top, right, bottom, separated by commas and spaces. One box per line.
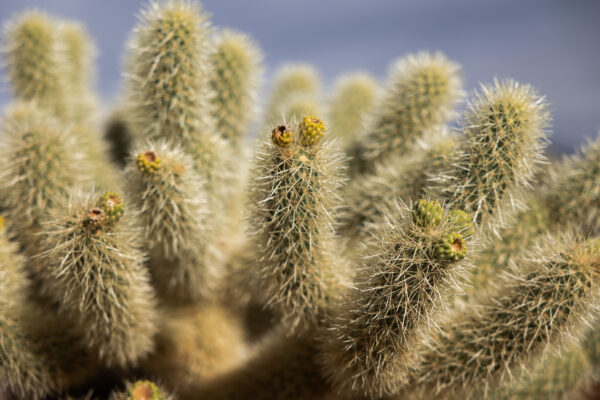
125, 142, 215, 303
36, 189, 157, 366
320, 200, 475, 398
428, 79, 550, 236
0, 101, 81, 255
3, 11, 68, 118
327, 72, 379, 145
409, 234, 600, 399
265, 64, 321, 124
125, 0, 214, 151
248, 116, 347, 333
352, 51, 462, 174
210, 30, 263, 148
546, 132, 600, 236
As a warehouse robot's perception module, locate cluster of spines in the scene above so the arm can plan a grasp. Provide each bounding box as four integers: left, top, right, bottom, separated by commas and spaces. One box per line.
249, 115, 347, 333
125, 142, 214, 303
427, 79, 550, 237
36, 189, 157, 366
408, 234, 600, 399
319, 200, 475, 398
353, 51, 462, 174
210, 29, 263, 148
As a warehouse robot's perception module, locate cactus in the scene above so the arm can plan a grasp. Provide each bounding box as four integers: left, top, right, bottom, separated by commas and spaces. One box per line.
125, 142, 216, 303
319, 200, 474, 398
3, 11, 68, 118
210, 29, 262, 148
546, 132, 600, 236
248, 116, 348, 333
327, 72, 379, 145
0, 101, 81, 256
125, 0, 214, 152
265, 64, 321, 124
351, 51, 462, 175
428, 79, 550, 236
36, 189, 157, 366
408, 234, 600, 399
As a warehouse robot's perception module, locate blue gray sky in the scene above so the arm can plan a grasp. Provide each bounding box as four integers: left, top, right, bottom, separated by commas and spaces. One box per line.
0, 0, 598, 152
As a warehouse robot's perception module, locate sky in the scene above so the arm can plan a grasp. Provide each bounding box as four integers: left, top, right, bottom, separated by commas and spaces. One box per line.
0, 0, 598, 153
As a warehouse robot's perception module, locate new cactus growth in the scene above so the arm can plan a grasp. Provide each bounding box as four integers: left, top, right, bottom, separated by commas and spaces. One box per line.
110, 380, 173, 400
249, 116, 347, 333
126, 142, 215, 303
408, 234, 600, 399
37, 189, 157, 366
428, 79, 550, 236
320, 200, 474, 398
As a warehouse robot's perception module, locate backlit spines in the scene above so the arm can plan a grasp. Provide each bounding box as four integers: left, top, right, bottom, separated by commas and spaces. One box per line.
356, 51, 462, 172
37, 189, 157, 367
428, 79, 550, 236
327, 72, 379, 145
410, 234, 600, 399
126, 142, 216, 303
249, 117, 347, 333
320, 200, 474, 398
210, 29, 263, 147
0, 101, 81, 256
3, 11, 68, 118
125, 0, 215, 151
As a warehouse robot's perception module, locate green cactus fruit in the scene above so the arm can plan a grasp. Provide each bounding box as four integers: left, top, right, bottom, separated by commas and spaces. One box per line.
436, 232, 466, 262
126, 142, 216, 303
125, 0, 215, 152
249, 117, 348, 333
327, 72, 379, 145
299, 115, 325, 146
3, 11, 68, 118
210, 29, 263, 147
407, 233, 600, 399
109, 380, 173, 400
319, 201, 473, 397
100, 192, 125, 224
428, 79, 550, 237
37, 189, 157, 367
412, 199, 443, 227
271, 124, 293, 148
0, 101, 81, 257
354, 51, 462, 174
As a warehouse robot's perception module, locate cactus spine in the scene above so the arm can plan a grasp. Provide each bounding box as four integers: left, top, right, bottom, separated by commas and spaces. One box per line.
126, 142, 215, 303
428, 79, 550, 236
37, 190, 157, 366
320, 200, 474, 398
409, 234, 600, 398
249, 116, 347, 333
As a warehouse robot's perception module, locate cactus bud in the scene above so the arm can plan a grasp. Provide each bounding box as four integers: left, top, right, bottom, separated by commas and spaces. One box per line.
448, 209, 475, 238
412, 199, 443, 227
129, 380, 162, 400
100, 192, 124, 224
137, 151, 161, 173
271, 124, 293, 148
436, 232, 466, 261
299, 115, 325, 146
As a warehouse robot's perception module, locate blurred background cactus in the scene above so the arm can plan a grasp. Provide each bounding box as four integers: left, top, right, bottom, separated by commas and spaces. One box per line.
0, 1, 599, 400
